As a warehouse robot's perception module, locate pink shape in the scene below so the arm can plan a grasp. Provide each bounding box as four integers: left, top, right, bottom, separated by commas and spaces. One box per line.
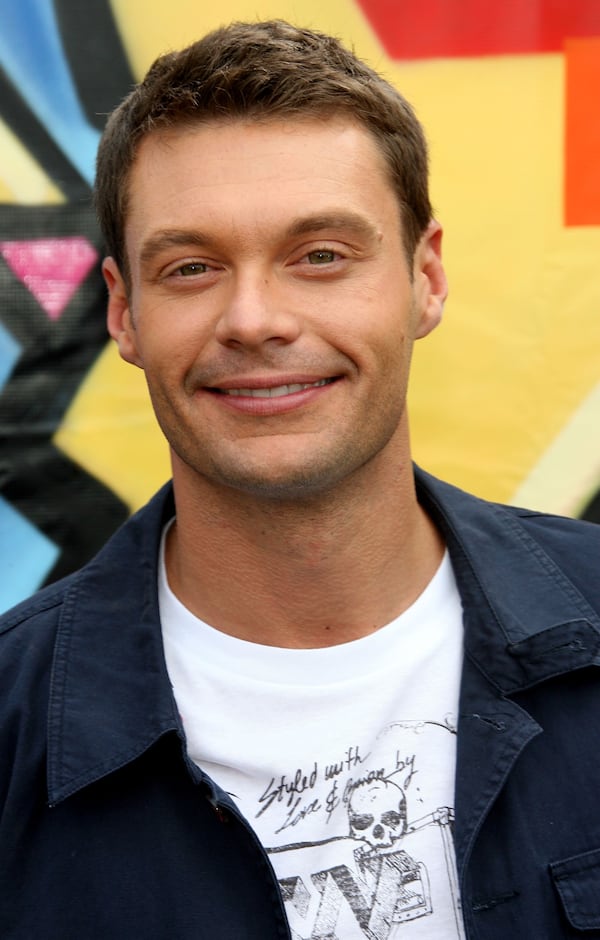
0, 236, 98, 320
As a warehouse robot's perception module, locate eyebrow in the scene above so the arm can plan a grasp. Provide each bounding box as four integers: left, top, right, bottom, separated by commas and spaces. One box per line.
140, 230, 218, 269
285, 211, 381, 243
139, 211, 381, 269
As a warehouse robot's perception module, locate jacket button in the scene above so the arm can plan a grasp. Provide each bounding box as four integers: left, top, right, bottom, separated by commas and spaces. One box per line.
214, 804, 229, 823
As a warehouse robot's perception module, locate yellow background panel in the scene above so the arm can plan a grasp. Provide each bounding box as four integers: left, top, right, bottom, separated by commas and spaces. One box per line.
398, 53, 600, 503
109, 0, 383, 78
0, 119, 64, 204
512, 381, 600, 516
55, 343, 170, 511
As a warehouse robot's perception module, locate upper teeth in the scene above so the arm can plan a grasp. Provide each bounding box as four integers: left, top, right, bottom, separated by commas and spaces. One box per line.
222, 379, 330, 398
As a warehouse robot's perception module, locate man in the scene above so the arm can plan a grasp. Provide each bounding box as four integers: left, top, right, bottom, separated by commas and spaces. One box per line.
1, 19, 599, 940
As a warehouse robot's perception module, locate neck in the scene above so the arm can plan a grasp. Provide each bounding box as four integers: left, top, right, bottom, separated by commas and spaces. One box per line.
165, 456, 443, 649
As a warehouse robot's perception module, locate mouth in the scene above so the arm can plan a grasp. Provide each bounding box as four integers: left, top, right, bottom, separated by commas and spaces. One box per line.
210, 378, 337, 398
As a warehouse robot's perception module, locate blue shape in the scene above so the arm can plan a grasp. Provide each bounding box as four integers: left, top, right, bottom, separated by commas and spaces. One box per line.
0, 496, 60, 614
0, 321, 21, 390
0, 0, 100, 185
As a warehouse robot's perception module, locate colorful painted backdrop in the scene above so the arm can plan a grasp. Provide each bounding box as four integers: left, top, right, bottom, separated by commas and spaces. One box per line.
1, 0, 599, 612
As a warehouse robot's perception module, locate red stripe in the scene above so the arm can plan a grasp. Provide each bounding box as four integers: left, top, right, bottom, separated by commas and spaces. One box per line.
357, 0, 600, 58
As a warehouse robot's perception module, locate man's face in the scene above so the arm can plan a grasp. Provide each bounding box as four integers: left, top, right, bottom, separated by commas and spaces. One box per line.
105, 118, 446, 501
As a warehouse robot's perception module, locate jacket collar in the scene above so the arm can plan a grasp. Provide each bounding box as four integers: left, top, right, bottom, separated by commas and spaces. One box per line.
415, 466, 600, 694
47, 471, 600, 804
47, 484, 181, 805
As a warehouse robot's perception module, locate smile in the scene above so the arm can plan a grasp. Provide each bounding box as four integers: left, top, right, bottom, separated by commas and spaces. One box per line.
216, 379, 334, 398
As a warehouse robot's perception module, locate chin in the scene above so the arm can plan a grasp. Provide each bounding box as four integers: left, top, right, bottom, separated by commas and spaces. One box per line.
174, 429, 397, 503
216, 468, 345, 503
199, 452, 362, 503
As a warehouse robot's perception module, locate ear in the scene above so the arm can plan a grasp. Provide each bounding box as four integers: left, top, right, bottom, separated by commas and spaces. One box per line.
412, 220, 448, 340
103, 257, 143, 367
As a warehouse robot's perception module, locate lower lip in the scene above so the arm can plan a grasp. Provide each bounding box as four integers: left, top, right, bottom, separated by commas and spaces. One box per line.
202, 381, 338, 416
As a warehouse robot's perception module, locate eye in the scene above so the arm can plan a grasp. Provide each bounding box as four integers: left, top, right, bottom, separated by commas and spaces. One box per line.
350, 813, 375, 831
306, 248, 338, 265
174, 261, 209, 277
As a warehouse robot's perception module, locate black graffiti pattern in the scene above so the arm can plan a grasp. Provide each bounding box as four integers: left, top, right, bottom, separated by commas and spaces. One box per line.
0, 0, 134, 592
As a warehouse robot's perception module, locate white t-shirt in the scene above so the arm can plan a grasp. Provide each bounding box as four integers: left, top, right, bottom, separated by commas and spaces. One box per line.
159, 529, 466, 940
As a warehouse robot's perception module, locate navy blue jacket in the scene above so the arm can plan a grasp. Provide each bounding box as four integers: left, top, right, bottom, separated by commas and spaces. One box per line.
1, 467, 600, 938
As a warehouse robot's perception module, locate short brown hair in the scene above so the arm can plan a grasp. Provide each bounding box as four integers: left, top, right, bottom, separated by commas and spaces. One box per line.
95, 20, 432, 275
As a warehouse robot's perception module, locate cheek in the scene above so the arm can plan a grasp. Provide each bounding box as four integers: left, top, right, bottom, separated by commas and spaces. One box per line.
367, 320, 411, 380
336, 280, 412, 350
136, 302, 211, 364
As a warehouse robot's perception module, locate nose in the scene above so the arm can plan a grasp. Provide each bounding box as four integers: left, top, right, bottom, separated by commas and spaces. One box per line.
215, 271, 301, 349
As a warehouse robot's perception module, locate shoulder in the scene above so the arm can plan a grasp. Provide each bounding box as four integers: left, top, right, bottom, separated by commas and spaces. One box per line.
0, 574, 72, 643
417, 463, 600, 548
503, 505, 600, 598
415, 466, 600, 609
0, 578, 74, 804
0, 575, 76, 716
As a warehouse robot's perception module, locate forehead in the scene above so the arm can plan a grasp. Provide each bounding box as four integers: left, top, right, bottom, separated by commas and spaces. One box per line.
124, 117, 399, 250
132, 114, 390, 175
